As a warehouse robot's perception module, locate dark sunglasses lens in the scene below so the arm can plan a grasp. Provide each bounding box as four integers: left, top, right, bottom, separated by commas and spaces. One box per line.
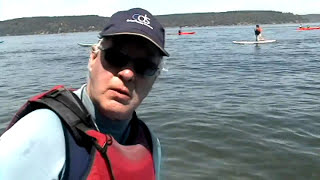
104, 49, 128, 67
134, 60, 158, 76
103, 48, 158, 76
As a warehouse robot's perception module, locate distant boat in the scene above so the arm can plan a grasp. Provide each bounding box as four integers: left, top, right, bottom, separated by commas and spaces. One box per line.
77, 43, 93, 47
297, 27, 320, 31
178, 32, 196, 35
0, 41, 4, 43
167, 32, 196, 35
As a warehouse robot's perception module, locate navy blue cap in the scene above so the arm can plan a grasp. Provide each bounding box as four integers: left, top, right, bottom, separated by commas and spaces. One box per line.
99, 8, 169, 56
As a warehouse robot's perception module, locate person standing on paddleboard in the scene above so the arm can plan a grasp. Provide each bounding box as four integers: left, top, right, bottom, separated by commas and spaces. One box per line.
178, 26, 182, 35
0, 8, 169, 180
254, 25, 264, 41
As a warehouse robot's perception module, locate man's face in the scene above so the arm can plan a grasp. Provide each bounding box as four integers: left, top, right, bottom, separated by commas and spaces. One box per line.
87, 37, 162, 120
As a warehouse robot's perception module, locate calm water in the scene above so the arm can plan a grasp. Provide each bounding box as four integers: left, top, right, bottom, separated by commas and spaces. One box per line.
1, 24, 320, 179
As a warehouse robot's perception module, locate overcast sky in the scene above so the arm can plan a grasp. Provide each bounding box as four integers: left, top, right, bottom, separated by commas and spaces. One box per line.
1, 0, 319, 21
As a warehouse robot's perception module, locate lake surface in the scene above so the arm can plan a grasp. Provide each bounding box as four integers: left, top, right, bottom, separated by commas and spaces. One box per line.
1, 24, 320, 179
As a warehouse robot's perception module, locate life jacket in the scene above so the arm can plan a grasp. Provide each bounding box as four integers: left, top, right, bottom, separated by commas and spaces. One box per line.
5, 85, 156, 180
255, 27, 262, 35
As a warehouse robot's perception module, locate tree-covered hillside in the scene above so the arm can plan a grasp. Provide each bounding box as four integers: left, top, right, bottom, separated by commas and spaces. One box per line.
0, 15, 109, 36
0, 11, 313, 36
157, 11, 307, 27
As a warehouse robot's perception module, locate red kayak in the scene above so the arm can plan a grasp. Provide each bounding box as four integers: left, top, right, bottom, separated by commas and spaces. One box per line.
297, 27, 320, 31
178, 32, 196, 35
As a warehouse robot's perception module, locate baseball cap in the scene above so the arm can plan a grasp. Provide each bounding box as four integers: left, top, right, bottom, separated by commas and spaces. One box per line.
99, 8, 169, 56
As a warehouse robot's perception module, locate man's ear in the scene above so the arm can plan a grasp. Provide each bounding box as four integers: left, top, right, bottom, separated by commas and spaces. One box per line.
88, 51, 98, 72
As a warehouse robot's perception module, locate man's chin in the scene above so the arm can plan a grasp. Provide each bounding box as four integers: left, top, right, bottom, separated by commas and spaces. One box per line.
101, 103, 134, 120
105, 111, 133, 121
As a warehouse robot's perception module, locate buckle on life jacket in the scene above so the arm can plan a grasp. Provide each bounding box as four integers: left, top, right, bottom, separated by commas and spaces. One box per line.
45, 88, 64, 98
92, 134, 113, 154
48, 89, 60, 98
91, 134, 116, 180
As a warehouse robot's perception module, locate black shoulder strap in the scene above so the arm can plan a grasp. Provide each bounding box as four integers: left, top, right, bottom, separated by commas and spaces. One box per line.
4, 86, 94, 146
35, 87, 95, 146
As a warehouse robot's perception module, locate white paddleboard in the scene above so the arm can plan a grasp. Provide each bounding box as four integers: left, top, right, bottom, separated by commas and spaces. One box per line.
77, 43, 94, 47
233, 40, 276, 44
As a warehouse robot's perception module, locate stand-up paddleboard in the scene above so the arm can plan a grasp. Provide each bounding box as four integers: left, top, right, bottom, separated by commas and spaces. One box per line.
233, 40, 276, 44
77, 43, 93, 47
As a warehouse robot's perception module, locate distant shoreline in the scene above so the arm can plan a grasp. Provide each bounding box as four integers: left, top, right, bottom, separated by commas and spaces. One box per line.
0, 11, 319, 37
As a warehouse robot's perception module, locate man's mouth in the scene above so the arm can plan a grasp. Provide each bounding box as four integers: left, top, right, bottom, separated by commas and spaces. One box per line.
109, 88, 131, 101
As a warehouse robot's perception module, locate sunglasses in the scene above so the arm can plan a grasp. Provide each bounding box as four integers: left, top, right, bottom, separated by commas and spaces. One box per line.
99, 47, 160, 77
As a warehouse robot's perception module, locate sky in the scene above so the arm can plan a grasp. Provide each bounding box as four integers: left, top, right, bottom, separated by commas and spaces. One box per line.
0, 0, 319, 21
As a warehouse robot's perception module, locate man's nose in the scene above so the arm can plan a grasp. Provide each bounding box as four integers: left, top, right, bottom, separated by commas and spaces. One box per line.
118, 63, 136, 81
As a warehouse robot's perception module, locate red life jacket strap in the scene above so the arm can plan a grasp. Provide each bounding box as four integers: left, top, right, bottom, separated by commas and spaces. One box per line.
91, 133, 115, 180
76, 123, 116, 180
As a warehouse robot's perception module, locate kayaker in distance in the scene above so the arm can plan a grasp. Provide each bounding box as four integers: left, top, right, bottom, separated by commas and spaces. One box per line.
0, 8, 169, 180
178, 26, 196, 35
254, 25, 264, 41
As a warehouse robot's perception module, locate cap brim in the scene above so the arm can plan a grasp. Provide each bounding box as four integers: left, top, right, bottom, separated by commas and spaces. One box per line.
100, 32, 169, 57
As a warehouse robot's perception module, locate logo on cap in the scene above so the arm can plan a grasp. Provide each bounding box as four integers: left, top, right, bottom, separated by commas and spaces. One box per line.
126, 14, 153, 29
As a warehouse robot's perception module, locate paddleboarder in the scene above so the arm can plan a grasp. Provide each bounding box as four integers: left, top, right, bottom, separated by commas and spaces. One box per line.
254, 25, 264, 41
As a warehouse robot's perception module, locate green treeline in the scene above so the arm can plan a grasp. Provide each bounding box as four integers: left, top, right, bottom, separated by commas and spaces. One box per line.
0, 15, 109, 36
157, 11, 307, 27
0, 11, 317, 36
